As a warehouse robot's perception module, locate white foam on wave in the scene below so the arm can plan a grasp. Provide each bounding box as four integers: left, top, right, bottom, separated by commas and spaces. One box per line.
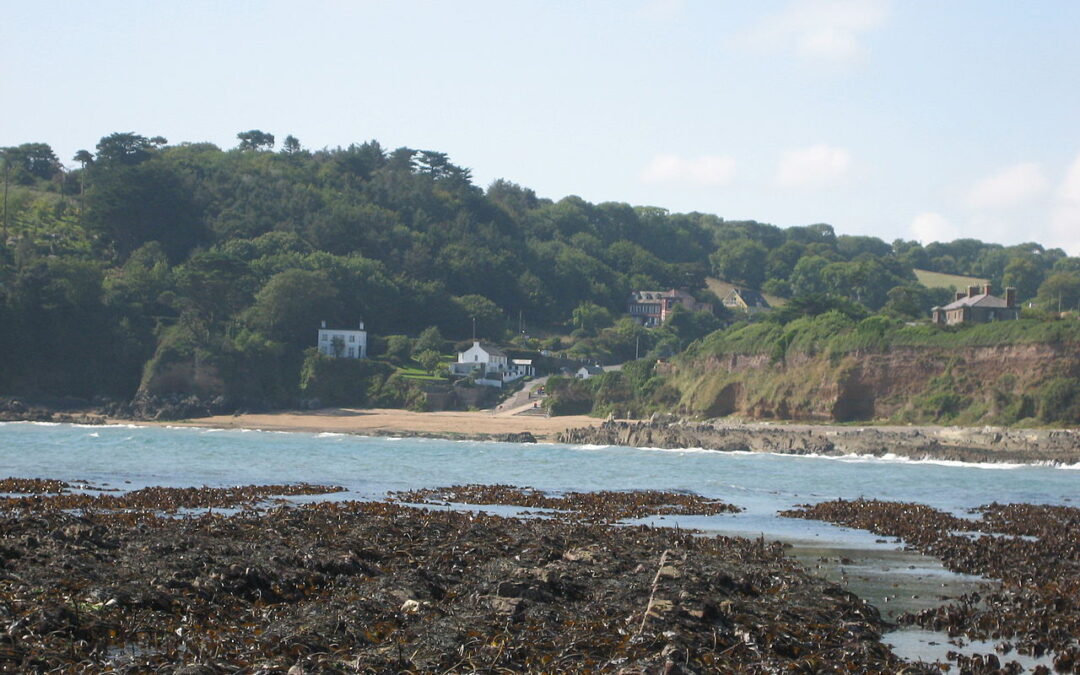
633, 445, 718, 455
572, 443, 1050, 470
317, 432, 346, 438
88, 432, 100, 438
877, 453, 1027, 470
30, 421, 61, 426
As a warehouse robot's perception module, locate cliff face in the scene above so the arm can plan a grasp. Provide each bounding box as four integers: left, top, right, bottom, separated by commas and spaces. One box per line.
670, 343, 1080, 425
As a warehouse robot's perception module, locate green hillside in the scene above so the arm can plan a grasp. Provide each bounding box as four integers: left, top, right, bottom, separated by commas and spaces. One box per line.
914, 269, 987, 290
2, 133, 1079, 415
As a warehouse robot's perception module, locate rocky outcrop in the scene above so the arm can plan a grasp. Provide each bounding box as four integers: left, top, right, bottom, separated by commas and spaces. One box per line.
106, 393, 241, 421
558, 419, 1080, 465
675, 343, 1080, 424
0, 398, 106, 425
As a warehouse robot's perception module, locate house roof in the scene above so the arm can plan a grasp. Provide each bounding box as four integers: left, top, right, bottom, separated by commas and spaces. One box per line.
727, 288, 771, 308
473, 342, 507, 357
629, 290, 668, 303
940, 293, 1010, 310
578, 364, 604, 374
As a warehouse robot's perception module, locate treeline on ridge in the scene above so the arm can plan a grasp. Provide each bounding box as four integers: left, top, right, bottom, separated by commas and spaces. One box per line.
1, 132, 1079, 416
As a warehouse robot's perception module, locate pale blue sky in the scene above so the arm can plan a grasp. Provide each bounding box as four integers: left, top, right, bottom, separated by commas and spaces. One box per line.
4, 1, 1079, 253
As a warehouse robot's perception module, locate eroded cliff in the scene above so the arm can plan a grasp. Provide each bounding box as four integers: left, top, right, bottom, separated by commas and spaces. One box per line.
669, 342, 1080, 425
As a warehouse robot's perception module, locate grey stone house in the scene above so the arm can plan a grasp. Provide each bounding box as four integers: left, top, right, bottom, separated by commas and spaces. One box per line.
931, 284, 1019, 325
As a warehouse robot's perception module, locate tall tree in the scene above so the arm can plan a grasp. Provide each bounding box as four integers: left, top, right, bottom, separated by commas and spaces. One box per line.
281, 135, 302, 154
94, 132, 157, 165
237, 130, 275, 151
709, 239, 768, 289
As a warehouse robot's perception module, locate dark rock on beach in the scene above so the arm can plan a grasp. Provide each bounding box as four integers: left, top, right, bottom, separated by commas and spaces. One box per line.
558, 418, 1080, 465
0, 397, 105, 425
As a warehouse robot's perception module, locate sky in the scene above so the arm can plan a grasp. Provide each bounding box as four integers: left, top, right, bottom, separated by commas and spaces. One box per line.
3, 0, 1079, 254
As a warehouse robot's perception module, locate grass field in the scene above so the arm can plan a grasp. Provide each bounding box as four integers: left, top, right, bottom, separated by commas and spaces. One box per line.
706, 278, 787, 308
914, 269, 987, 290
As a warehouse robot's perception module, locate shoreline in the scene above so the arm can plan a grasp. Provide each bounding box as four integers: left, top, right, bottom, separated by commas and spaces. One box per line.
133, 408, 1080, 465
5, 402, 1080, 464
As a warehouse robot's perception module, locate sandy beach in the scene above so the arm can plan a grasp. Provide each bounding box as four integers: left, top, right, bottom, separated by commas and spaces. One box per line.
157, 406, 604, 441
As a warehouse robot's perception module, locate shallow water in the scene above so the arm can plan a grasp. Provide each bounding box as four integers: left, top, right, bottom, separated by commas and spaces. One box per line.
1, 421, 1075, 545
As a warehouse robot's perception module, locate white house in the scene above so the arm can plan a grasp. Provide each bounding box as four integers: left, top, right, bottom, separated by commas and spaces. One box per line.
318, 320, 367, 359
576, 365, 604, 379
449, 341, 534, 387
456, 341, 508, 370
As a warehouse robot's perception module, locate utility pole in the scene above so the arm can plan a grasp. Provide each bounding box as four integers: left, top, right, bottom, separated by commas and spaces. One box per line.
471, 316, 476, 341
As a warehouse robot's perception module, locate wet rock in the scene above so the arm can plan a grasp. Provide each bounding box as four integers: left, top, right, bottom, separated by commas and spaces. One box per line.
500, 431, 537, 443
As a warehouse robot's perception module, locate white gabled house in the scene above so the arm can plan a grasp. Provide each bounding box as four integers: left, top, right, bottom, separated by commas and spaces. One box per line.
449, 341, 533, 388
317, 320, 367, 359
576, 364, 604, 379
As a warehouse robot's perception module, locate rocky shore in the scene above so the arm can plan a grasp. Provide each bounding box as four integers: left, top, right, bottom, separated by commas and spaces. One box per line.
557, 417, 1080, 465
0, 480, 930, 674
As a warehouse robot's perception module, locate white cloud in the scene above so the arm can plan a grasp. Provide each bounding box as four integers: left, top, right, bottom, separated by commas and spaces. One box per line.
1049, 152, 1080, 254
966, 162, 1048, 209
737, 0, 890, 64
1057, 152, 1080, 203
640, 153, 736, 187
909, 212, 960, 244
776, 144, 851, 189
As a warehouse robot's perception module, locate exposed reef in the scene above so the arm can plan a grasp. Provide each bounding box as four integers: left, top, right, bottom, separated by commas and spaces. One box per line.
557, 418, 1080, 465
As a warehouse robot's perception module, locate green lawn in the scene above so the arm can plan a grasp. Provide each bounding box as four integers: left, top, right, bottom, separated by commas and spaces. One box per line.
914, 269, 987, 290
396, 354, 454, 381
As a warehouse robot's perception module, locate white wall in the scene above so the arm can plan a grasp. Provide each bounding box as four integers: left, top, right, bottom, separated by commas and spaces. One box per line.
317, 328, 367, 358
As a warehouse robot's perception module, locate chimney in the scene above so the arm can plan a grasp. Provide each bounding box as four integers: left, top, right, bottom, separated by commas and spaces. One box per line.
967, 285, 979, 298
1005, 287, 1016, 307
321, 320, 326, 328
955, 291, 966, 302
359, 320, 365, 330
983, 283, 992, 296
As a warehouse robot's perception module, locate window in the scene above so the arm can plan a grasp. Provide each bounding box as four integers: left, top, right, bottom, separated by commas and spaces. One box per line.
348, 347, 355, 357
349, 335, 355, 342
321, 334, 328, 342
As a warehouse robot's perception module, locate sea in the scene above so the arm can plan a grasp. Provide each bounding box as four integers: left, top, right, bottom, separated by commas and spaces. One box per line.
1, 420, 1076, 541
1, 420, 1077, 667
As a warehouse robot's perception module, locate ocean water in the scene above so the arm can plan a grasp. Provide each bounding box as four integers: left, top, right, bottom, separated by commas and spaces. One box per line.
0, 421, 1075, 548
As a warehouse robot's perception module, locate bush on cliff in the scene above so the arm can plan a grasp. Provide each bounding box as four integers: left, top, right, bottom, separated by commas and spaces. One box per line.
1037, 377, 1080, 425
298, 350, 394, 407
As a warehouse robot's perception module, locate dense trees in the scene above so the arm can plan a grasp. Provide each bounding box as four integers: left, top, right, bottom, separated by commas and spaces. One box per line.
1, 129, 1077, 409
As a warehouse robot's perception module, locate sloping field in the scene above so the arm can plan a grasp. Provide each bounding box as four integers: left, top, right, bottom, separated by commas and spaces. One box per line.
706, 277, 786, 307
914, 269, 987, 290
